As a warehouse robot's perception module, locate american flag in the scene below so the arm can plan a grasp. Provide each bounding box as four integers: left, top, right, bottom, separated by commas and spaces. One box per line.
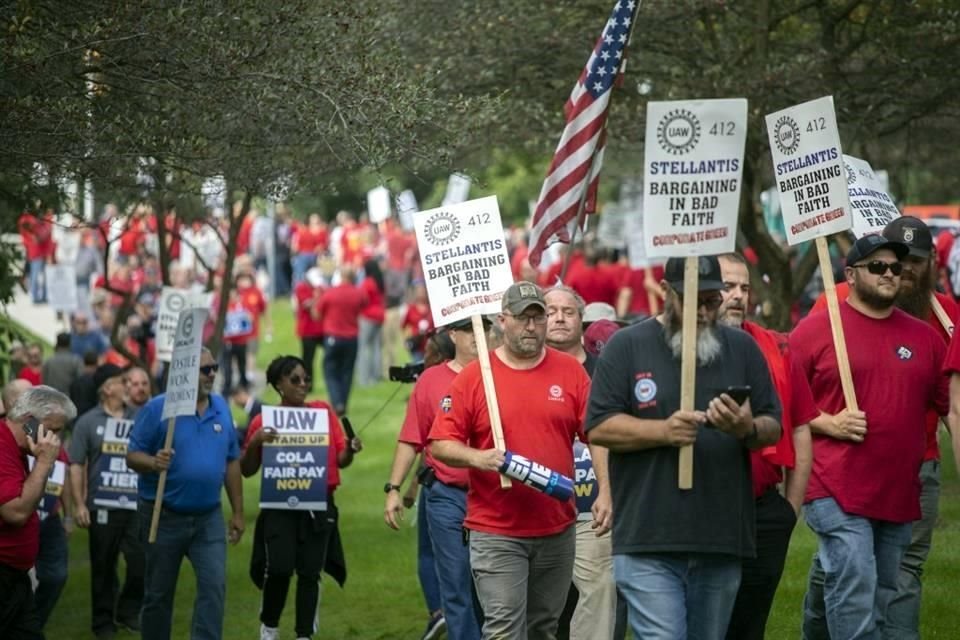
528, 0, 639, 268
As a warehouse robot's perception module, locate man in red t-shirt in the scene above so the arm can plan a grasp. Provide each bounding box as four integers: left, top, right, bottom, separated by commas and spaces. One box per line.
430, 282, 593, 640
791, 235, 949, 639
717, 252, 817, 640
0, 386, 74, 637
17, 343, 44, 386
293, 268, 325, 390
316, 265, 368, 416
808, 218, 957, 638
19, 211, 54, 304
384, 317, 490, 640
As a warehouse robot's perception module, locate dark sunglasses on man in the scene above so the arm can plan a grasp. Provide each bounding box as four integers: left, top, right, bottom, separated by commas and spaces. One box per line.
850, 260, 903, 276
199, 364, 220, 377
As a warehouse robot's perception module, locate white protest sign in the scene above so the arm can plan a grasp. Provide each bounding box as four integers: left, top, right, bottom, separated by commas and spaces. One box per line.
596, 203, 628, 249
161, 308, 208, 420
396, 190, 418, 231
643, 99, 748, 257
843, 155, 900, 238
766, 96, 851, 245
45, 264, 78, 313
414, 196, 513, 327
156, 287, 211, 362
28, 456, 66, 520
441, 173, 471, 206
367, 186, 392, 224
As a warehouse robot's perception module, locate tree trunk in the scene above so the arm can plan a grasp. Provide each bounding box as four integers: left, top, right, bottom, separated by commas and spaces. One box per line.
207, 189, 251, 355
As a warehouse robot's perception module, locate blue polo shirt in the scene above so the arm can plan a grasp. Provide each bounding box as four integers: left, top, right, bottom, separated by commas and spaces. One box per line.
129, 393, 239, 514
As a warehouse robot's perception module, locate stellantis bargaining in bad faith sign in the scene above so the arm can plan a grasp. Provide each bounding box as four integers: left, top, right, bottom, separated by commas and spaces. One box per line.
414, 195, 514, 327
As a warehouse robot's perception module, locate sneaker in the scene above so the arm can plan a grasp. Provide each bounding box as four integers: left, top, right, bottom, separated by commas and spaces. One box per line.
421, 613, 446, 640
116, 616, 141, 632
260, 624, 279, 640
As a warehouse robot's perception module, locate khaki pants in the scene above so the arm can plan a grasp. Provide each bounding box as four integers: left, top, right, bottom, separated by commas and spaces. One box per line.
571, 520, 616, 640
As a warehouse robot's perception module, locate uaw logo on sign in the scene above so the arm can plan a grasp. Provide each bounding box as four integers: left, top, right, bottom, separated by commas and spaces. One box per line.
773, 115, 800, 155
845, 162, 857, 185
425, 212, 461, 246
657, 108, 701, 155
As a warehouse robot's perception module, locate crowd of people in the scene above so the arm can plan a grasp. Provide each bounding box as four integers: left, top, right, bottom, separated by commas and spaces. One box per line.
2, 207, 959, 640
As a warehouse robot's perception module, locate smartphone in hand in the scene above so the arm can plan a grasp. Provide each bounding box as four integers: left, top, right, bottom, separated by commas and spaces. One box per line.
723, 386, 751, 405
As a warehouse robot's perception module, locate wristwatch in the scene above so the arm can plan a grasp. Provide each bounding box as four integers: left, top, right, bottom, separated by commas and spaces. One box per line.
384, 483, 402, 494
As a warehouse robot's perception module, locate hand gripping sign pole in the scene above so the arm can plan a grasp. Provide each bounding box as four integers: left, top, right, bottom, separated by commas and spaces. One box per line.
642, 98, 748, 489
766, 96, 858, 412
149, 307, 207, 542
414, 196, 516, 489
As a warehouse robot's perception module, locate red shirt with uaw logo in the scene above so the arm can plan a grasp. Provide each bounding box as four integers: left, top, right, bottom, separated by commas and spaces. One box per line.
429, 348, 590, 537
791, 303, 949, 523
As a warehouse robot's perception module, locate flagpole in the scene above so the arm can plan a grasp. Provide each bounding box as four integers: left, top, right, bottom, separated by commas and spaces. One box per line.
559, 140, 603, 282
558, 6, 640, 283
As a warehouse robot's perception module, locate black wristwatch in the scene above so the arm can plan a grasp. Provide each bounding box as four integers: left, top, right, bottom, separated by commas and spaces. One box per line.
384, 483, 402, 494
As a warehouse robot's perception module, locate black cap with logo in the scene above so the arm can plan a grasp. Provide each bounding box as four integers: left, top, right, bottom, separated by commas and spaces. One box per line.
664, 256, 724, 294
882, 216, 933, 258
845, 234, 909, 266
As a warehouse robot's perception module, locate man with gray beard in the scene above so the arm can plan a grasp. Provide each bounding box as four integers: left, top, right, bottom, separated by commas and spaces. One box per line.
585, 255, 782, 640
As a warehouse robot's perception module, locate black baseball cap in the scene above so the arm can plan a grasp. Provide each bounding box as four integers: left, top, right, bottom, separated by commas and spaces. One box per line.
93, 364, 125, 393
664, 256, 724, 294
845, 234, 909, 266
882, 216, 933, 258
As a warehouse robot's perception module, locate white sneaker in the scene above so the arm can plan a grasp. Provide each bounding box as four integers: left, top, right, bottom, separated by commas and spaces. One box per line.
260, 624, 279, 640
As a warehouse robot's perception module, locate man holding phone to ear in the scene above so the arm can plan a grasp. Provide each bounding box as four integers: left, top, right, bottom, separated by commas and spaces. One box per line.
0, 385, 76, 638
586, 255, 782, 640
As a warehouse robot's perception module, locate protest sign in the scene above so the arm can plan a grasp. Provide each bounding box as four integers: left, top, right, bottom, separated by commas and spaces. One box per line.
414, 195, 513, 327
223, 307, 254, 339
396, 190, 418, 231
415, 195, 514, 487
441, 173, 471, 206
259, 405, 330, 511
766, 96, 857, 412
843, 155, 900, 238
573, 440, 597, 521
28, 456, 66, 521
92, 418, 138, 510
766, 96, 851, 245
367, 185, 392, 224
643, 99, 748, 258
151, 307, 207, 542
156, 287, 211, 362
642, 98, 748, 488
45, 264, 78, 313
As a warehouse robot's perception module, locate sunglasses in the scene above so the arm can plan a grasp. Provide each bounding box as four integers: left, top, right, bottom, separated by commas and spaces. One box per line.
199, 364, 220, 376
288, 374, 312, 386
851, 260, 903, 276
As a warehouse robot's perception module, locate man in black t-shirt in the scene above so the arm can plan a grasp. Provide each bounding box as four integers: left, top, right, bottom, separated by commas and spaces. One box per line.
585, 255, 782, 640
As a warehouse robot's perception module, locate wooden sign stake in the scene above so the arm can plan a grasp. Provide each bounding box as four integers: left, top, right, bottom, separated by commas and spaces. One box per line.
678, 257, 698, 489
815, 237, 859, 411
472, 314, 511, 489
148, 417, 176, 543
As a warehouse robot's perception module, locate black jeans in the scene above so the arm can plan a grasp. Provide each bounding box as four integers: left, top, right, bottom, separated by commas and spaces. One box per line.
255, 500, 338, 637
726, 489, 798, 640
322, 337, 357, 415
89, 509, 144, 633
221, 342, 248, 392
301, 336, 323, 391
0, 563, 41, 640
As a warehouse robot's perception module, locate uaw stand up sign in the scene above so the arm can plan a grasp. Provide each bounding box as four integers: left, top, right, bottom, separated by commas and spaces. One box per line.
643, 99, 748, 489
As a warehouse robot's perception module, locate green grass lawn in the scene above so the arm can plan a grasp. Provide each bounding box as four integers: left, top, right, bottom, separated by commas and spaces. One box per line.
43, 299, 960, 638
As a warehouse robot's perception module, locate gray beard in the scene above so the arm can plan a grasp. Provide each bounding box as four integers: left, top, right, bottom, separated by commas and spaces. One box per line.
665, 323, 723, 365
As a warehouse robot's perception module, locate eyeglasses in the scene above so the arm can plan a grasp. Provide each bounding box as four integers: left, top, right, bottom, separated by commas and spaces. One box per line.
288, 374, 312, 386
502, 312, 548, 325
851, 261, 903, 276
199, 364, 220, 377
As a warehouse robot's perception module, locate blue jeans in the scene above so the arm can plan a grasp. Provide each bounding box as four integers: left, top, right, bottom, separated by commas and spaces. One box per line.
614, 552, 741, 640
32, 514, 68, 630
292, 252, 316, 285
424, 482, 482, 640
802, 497, 912, 640
886, 459, 940, 639
138, 502, 227, 640
322, 337, 357, 415
29, 258, 46, 303
417, 488, 443, 614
